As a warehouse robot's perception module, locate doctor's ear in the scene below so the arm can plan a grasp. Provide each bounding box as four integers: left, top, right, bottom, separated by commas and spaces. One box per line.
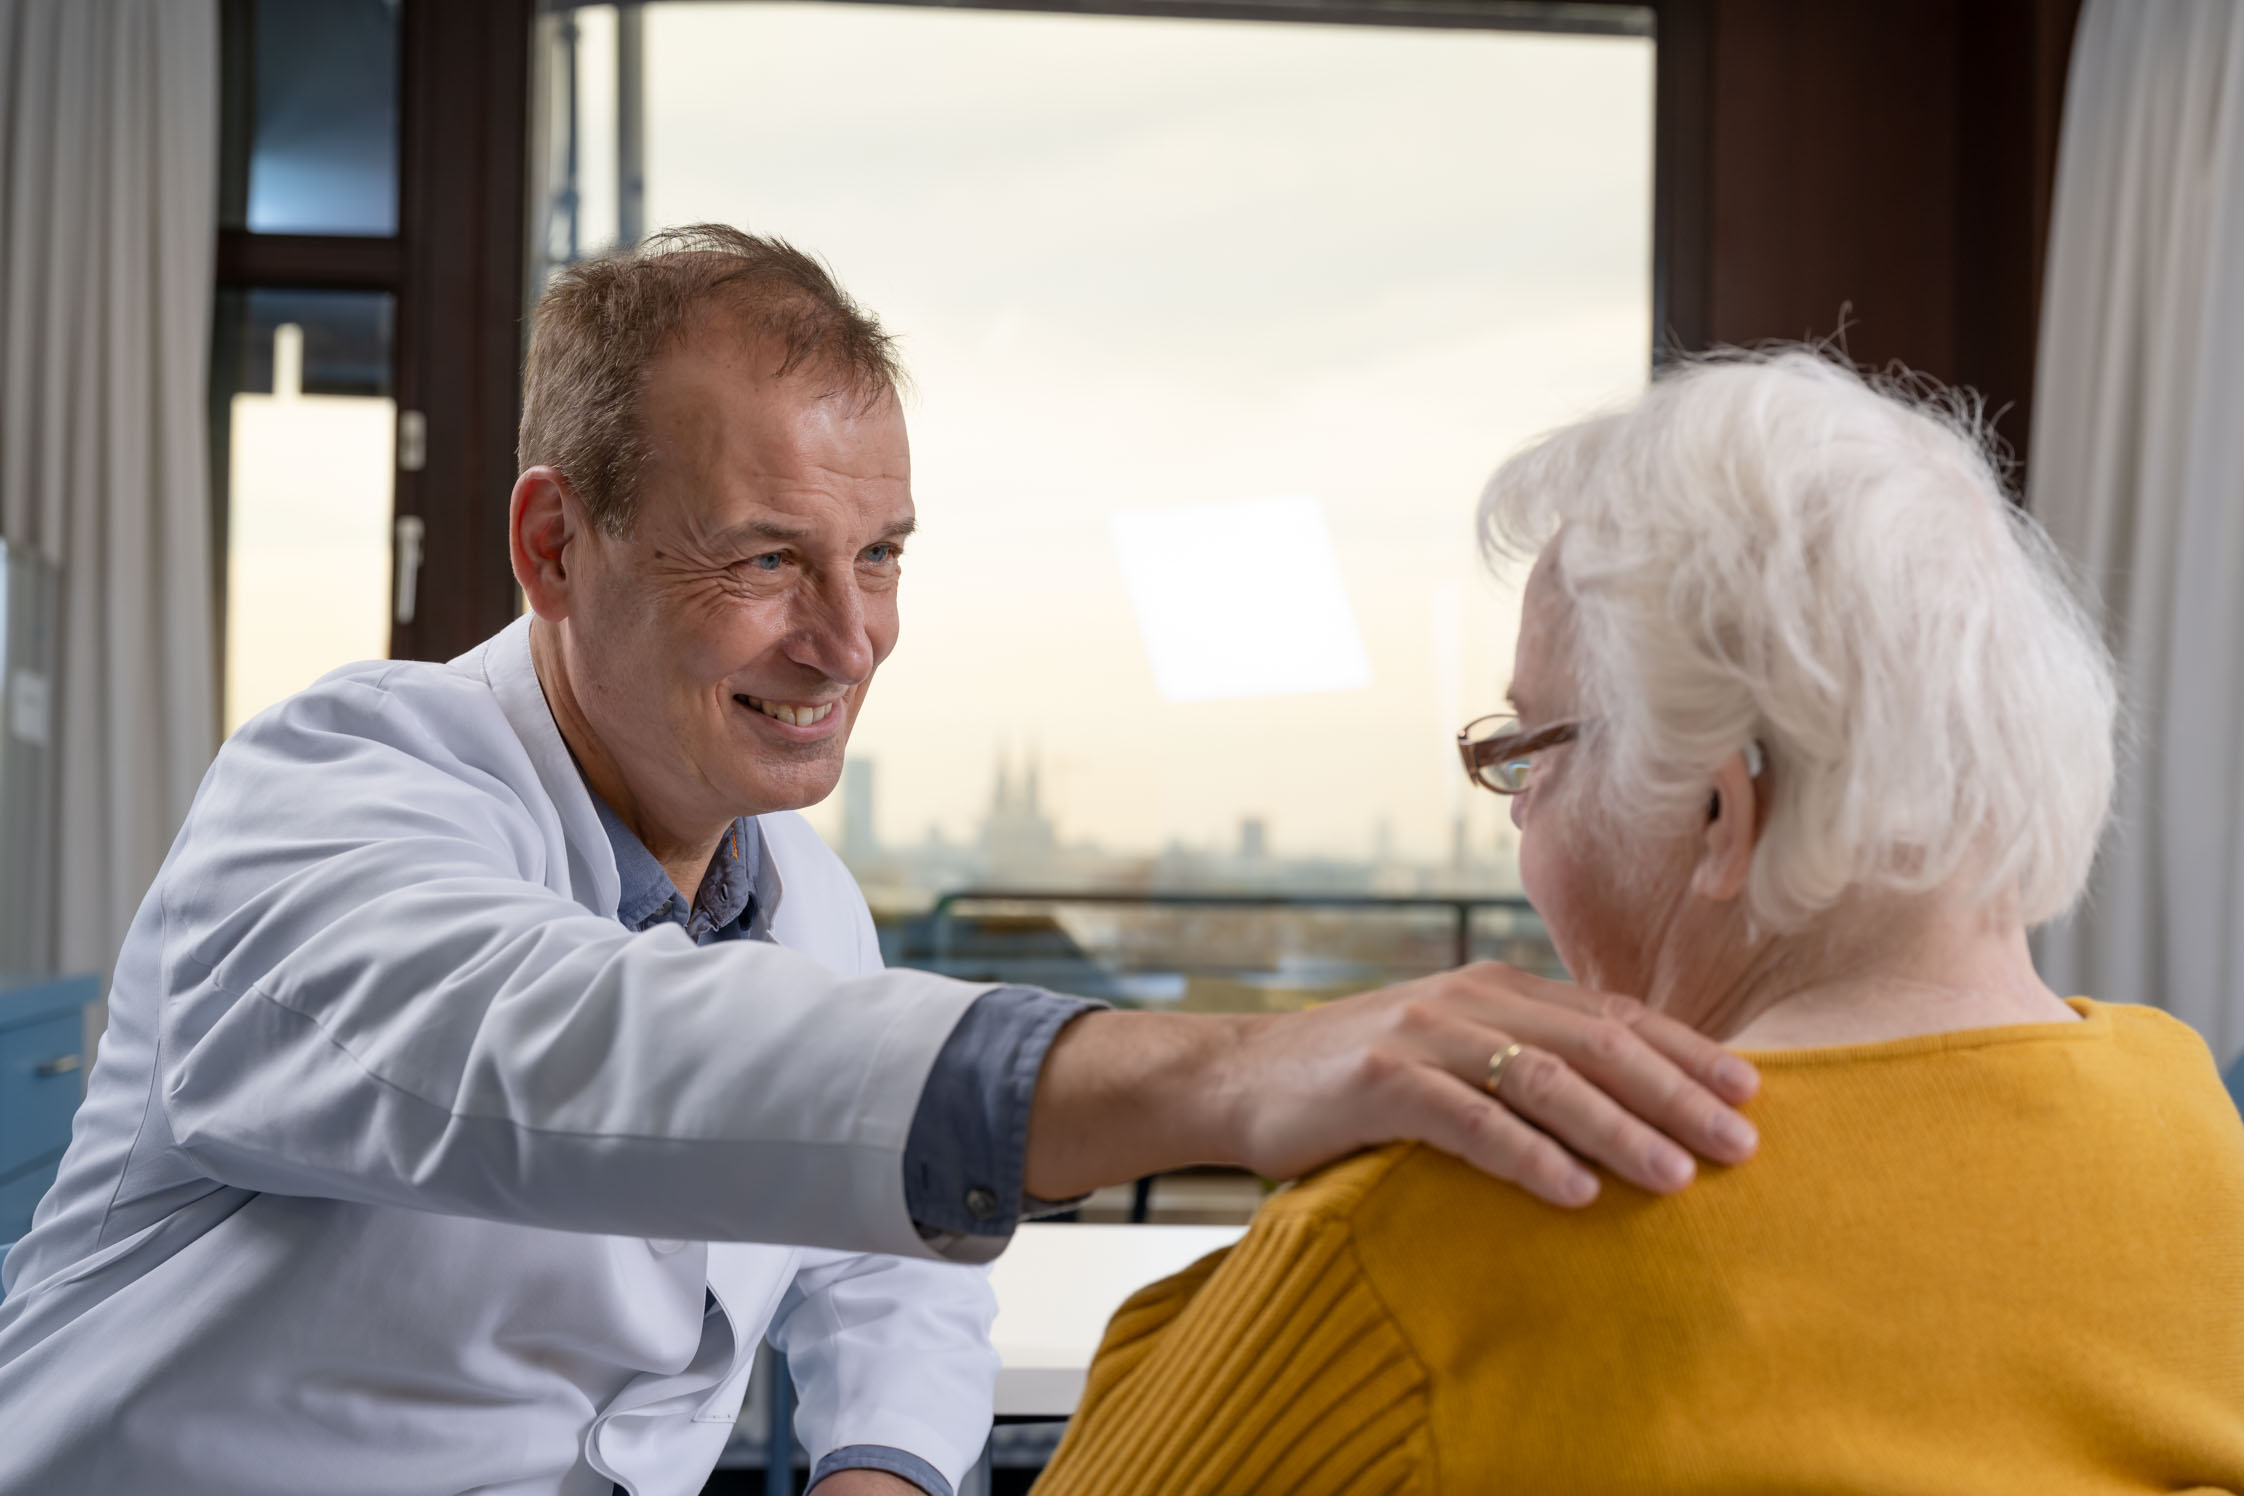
510, 466, 587, 621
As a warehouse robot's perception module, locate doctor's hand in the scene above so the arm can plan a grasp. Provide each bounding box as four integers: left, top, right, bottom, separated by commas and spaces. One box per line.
1023, 962, 1761, 1208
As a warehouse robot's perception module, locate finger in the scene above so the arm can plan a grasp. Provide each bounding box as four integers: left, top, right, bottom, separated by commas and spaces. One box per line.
1480, 1040, 1699, 1194
1391, 999, 1701, 1192
1409, 965, 1760, 1165
1538, 981, 1761, 1105
1493, 996, 1760, 1166
1395, 1065, 1599, 1207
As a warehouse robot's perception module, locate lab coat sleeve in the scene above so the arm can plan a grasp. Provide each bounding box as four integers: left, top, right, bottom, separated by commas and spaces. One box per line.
150, 668, 987, 1257
769, 1247, 1000, 1493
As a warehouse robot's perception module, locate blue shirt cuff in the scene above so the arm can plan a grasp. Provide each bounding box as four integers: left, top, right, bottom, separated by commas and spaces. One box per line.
904, 986, 1102, 1258
809, 1443, 953, 1496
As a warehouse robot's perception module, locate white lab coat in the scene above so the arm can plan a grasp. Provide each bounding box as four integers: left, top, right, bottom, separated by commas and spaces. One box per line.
0, 616, 999, 1496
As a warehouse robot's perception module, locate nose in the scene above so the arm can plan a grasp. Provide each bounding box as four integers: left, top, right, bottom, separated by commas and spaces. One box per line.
786, 573, 877, 686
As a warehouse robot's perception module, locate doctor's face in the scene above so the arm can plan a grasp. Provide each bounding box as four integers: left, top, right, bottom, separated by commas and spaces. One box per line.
559, 329, 911, 826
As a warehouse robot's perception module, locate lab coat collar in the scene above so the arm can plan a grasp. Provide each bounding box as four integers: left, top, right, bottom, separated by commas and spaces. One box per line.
453, 615, 618, 919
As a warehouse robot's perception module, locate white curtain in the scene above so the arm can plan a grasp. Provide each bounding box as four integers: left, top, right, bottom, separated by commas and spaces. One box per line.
0, 1, 219, 977
2032, 0, 2244, 1066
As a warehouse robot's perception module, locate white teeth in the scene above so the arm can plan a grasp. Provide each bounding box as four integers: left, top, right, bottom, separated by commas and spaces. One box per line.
745, 696, 836, 727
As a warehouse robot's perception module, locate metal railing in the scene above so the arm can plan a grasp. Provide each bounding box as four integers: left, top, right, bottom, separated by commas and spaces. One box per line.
923, 887, 1547, 975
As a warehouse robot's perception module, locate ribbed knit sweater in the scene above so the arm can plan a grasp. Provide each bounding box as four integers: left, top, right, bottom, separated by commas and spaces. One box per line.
1035, 1000, 2244, 1494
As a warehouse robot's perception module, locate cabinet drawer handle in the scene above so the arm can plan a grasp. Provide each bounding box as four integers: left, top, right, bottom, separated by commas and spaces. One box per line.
34, 1053, 81, 1078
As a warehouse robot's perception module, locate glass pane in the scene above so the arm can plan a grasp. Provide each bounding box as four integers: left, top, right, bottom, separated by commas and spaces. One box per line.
529, 4, 632, 271
224, 0, 401, 236
211, 289, 397, 735
533, 4, 1652, 996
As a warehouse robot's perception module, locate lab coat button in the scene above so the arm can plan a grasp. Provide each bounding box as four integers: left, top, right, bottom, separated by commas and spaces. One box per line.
964, 1188, 998, 1222
649, 1238, 686, 1254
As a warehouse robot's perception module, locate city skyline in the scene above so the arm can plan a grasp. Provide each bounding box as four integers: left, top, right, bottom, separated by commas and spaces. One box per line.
831, 745, 1525, 912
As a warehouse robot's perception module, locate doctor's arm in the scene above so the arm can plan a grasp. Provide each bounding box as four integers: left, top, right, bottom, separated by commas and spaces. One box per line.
906, 963, 1763, 1266
1026, 970, 1762, 1204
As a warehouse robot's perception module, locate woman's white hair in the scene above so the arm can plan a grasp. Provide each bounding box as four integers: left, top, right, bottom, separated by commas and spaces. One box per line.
1480, 348, 2116, 932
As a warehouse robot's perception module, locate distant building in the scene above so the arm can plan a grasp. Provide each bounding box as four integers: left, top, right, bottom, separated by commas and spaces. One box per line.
846, 743, 1524, 914
982, 749, 1057, 879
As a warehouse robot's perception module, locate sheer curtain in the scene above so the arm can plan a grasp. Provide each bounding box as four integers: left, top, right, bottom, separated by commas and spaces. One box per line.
0, 1, 219, 978
2032, 0, 2244, 1066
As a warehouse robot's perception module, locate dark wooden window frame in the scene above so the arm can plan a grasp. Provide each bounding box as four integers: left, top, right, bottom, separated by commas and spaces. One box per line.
216, 0, 536, 666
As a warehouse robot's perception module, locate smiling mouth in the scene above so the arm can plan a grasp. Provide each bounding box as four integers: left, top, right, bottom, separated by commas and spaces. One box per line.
738, 694, 840, 728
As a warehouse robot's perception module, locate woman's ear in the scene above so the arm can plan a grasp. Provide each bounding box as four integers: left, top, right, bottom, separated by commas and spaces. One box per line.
1691, 748, 1763, 902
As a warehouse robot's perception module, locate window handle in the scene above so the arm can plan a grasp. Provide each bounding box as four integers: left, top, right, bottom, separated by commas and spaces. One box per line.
34, 1053, 81, 1078
397, 409, 427, 472
395, 515, 427, 626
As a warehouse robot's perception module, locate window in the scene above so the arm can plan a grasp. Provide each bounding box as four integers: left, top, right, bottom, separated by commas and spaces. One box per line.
209, 289, 398, 733
214, 0, 406, 732
534, 1, 1655, 999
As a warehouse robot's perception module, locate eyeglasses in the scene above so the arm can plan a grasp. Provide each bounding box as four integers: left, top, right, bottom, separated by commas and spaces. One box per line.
1457, 713, 1578, 795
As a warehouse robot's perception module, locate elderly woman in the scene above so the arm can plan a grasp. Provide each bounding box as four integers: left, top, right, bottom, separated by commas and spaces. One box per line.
1032, 352, 2244, 1494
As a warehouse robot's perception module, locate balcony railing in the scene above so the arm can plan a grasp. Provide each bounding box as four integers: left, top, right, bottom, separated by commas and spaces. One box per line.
888, 888, 1566, 1014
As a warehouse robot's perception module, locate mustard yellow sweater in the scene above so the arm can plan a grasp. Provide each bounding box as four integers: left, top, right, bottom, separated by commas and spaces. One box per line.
1036, 1001, 2244, 1495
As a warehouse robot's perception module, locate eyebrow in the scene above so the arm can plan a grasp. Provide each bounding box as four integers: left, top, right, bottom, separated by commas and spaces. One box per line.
709, 515, 918, 550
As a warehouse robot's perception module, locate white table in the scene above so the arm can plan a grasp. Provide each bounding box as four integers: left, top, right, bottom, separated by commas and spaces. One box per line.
986, 1222, 1247, 1418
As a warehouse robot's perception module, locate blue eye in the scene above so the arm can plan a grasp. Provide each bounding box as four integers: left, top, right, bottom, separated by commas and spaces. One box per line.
749, 552, 785, 572
864, 544, 895, 563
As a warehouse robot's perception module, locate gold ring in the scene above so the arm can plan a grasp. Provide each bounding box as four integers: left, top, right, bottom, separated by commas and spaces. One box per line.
1485, 1041, 1526, 1099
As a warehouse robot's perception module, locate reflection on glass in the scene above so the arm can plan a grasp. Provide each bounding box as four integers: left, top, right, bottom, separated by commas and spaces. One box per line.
226, 0, 401, 236
536, 4, 1652, 954
212, 290, 396, 735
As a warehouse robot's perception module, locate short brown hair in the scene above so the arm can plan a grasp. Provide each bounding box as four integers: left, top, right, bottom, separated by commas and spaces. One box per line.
518, 224, 903, 534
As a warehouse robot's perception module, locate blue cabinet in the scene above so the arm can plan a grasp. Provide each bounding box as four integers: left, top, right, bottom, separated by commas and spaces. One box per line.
0, 976, 97, 1246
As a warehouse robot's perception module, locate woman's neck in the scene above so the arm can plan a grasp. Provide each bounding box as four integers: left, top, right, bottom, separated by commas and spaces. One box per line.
1654, 899, 2078, 1050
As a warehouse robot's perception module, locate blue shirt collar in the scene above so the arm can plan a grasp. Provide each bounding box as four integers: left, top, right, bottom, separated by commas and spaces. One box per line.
586, 790, 763, 943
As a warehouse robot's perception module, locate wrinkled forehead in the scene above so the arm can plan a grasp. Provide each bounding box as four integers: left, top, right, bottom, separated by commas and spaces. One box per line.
650, 320, 904, 454
635, 334, 910, 532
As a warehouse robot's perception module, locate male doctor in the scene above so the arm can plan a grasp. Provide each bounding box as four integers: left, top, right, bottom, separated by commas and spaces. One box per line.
0, 227, 1759, 1495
